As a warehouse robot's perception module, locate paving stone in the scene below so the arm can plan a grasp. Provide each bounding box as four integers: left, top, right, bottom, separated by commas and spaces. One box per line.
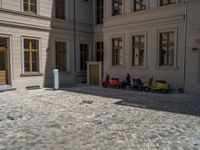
0, 86, 200, 150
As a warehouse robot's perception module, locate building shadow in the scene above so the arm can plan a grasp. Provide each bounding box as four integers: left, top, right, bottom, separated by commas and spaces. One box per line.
58, 85, 200, 117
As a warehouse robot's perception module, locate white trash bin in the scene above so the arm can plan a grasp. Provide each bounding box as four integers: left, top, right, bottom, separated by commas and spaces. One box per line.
53, 69, 59, 90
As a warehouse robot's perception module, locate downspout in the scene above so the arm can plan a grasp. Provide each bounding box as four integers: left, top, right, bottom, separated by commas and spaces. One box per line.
183, 0, 188, 92
74, 0, 77, 72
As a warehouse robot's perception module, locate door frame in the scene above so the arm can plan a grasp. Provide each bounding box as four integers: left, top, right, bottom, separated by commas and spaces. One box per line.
0, 35, 12, 85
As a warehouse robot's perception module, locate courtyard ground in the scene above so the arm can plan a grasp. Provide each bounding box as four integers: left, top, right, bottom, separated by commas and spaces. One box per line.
0, 85, 200, 150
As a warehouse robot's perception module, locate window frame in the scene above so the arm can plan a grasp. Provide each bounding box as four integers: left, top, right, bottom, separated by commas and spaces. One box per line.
111, 36, 124, 67
112, 0, 123, 16
55, 0, 66, 20
55, 41, 67, 72
157, 29, 178, 69
95, 41, 104, 62
21, 37, 41, 75
80, 43, 89, 71
23, 0, 38, 15
159, 0, 176, 7
131, 34, 145, 67
96, 0, 104, 25
133, 0, 147, 12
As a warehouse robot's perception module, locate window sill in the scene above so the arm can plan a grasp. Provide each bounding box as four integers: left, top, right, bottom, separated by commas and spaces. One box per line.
111, 65, 125, 69
156, 66, 179, 70
20, 73, 43, 77
128, 66, 148, 69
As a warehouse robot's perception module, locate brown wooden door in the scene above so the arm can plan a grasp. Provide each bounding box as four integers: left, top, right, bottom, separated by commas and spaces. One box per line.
89, 64, 99, 85
0, 47, 7, 85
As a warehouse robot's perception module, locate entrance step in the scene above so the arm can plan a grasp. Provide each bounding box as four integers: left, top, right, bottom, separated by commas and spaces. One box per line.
0, 85, 16, 92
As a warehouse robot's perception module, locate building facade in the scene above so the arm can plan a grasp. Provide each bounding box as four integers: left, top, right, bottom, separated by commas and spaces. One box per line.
0, 0, 199, 94
102, 0, 200, 94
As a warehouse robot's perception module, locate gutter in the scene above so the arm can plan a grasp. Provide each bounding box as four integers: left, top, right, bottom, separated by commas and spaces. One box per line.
183, 0, 188, 91
74, 0, 77, 72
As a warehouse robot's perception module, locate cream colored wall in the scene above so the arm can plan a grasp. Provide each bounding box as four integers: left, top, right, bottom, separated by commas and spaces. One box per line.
185, 0, 200, 94
0, 0, 93, 89
103, 0, 187, 90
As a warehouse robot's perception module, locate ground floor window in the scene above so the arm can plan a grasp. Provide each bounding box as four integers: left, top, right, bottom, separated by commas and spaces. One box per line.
80, 44, 89, 71
132, 34, 145, 66
112, 37, 123, 66
24, 39, 39, 72
159, 31, 175, 66
56, 42, 67, 72
96, 42, 103, 62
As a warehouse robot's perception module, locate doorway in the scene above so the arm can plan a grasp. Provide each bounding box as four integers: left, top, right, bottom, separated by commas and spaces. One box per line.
89, 64, 100, 85
0, 38, 8, 85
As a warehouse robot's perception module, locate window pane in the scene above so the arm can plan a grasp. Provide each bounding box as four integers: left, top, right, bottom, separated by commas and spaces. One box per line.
55, 0, 65, 19
24, 39, 39, 72
112, 38, 122, 66
80, 44, 88, 71
132, 35, 145, 66
56, 42, 66, 71
24, 39, 30, 49
31, 40, 38, 49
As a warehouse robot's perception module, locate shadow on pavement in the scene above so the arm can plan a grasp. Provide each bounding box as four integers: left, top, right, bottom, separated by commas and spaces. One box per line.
56, 85, 200, 117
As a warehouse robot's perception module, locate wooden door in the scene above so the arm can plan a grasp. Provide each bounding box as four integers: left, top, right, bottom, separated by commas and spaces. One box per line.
0, 47, 7, 85
89, 64, 99, 85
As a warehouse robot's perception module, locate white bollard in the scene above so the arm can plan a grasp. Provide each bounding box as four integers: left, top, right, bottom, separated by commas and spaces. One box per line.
53, 69, 59, 90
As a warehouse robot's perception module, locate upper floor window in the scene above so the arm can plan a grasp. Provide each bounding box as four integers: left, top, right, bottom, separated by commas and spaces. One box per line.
159, 31, 175, 66
24, 39, 39, 72
96, 0, 104, 24
55, 0, 65, 19
24, 0, 37, 14
112, 37, 123, 66
96, 42, 104, 61
134, 0, 146, 12
132, 34, 145, 66
160, 0, 176, 6
80, 44, 89, 71
112, 0, 122, 16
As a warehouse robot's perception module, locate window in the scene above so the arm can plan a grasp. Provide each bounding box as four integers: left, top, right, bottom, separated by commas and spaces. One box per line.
24, 39, 39, 72
96, 0, 104, 24
24, 0, 37, 14
55, 0, 65, 19
96, 42, 103, 61
112, 0, 122, 16
134, 0, 146, 11
80, 44, 89, 71
160, 0, 176, 6
159, 32, 175, 66
132, 34, 145, 66
56, 42, 67, 71
112, 37, 123, 66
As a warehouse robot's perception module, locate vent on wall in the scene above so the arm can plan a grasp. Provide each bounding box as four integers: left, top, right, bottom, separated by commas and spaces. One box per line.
26, 86, 40, 90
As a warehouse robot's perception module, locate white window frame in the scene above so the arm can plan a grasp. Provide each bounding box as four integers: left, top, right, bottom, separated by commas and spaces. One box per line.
132, 0, 149, 12
21, 0, 40, 15
157, 28, 178, 69
21, 36, 42, 74
110, 34, 125, 68
110, 0, 125, 16
129, 31, 148, 69
158, 0, 179, 7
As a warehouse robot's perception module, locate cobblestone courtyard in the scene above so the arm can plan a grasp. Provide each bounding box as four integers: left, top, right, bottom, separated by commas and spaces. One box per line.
0, 85, 200, 150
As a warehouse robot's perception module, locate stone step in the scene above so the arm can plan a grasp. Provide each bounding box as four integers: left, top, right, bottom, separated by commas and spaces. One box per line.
0, 85, 16, 92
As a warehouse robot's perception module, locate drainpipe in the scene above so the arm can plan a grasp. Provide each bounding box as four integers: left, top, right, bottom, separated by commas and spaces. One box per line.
74, 0, 77, 72
183, 0, 188, 92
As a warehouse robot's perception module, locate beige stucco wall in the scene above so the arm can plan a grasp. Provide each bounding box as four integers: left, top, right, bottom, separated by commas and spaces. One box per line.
185, 0, 200, 94
103, 0, 189, 91
0, 0, 93, 89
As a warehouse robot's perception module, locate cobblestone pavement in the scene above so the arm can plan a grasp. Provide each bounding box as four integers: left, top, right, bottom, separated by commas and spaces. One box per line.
0, 85, 200, 150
